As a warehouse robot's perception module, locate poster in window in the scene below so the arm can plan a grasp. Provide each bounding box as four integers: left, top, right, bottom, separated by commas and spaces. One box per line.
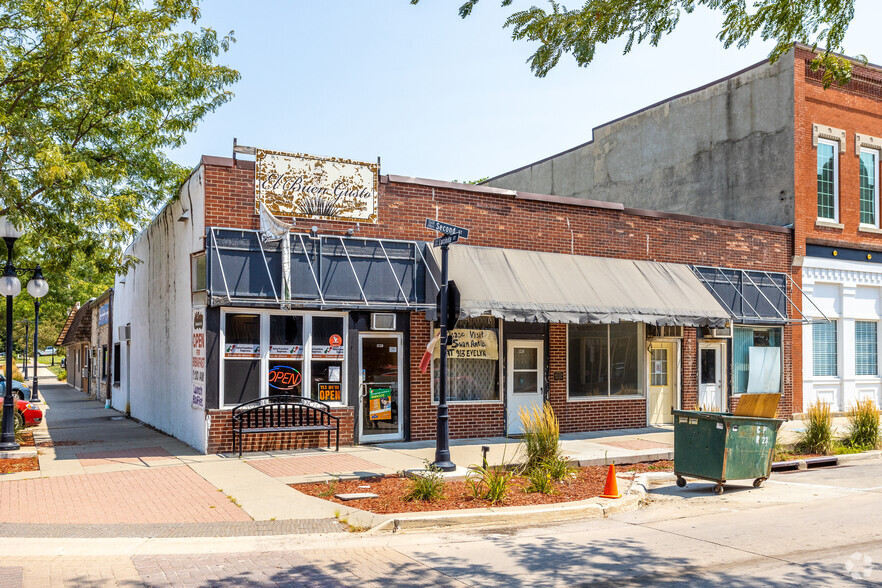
318, 382, 341, 403
225, 343, 260, 358
269, 345, 303, 359
432, 329, 499, 360
328, 365, 341, 382
369, 387, 392, 421
191, 307, 206, 409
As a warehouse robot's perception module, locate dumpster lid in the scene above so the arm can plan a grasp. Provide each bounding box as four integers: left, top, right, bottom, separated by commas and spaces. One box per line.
429, 245, 730, 326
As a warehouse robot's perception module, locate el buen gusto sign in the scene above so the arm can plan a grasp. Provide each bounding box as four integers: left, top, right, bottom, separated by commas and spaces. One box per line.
254, 149, 379, 223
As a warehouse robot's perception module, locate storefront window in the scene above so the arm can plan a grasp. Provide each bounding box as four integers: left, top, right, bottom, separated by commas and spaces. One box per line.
733, 326, 782, 395
269, 315, 303, 396
569, 323, 642, 398
224, 313, 261, 404
222, 312, 346, 406
311, 316, 345, 400
813, 321, 838, 377
433, 316, 499, 402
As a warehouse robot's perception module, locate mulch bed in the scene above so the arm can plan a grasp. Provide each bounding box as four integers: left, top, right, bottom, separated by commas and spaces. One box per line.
0, 430, 39, 474
294, 460, 673, 514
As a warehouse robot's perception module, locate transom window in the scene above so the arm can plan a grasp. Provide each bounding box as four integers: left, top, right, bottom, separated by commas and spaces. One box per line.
855, 321, 878, 377
817, 139, 839, 221
812, 320, 838, 377
860, 148, 879, 227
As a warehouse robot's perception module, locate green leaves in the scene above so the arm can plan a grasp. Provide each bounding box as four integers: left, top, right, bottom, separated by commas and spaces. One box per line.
0, 0, 239, 345
421, 0, 859, 85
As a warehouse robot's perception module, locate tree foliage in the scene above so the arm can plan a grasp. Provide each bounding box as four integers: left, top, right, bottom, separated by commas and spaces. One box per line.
0, 0, 239, 345
414, 0, 863, 86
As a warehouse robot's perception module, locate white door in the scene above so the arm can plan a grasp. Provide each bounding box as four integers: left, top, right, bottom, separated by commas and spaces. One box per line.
507, 341, 544, 435
358, 333, 404, 442
698, 342, 725, 411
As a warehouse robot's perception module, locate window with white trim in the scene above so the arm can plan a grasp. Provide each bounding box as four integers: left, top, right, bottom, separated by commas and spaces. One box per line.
221, 311, 346, 406
817, 139, 839, 221
812, 320, 838, 377
855, 320, 878, 376
860, 148, 879, 227
432, 315, 500, 402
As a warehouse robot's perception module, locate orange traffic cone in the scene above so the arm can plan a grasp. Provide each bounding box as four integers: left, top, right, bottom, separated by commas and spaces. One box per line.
600, 464, 621, 499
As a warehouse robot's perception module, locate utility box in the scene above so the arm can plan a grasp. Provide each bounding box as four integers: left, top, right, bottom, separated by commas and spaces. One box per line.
673, 409, 784, 494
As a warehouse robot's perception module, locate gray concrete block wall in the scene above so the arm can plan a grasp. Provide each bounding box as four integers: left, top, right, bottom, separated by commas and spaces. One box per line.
486, 53, 796, 227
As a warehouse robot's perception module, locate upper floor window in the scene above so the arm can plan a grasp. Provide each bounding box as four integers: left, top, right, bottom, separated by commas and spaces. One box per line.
860, 148, 879, 227
817, 139, 839, 221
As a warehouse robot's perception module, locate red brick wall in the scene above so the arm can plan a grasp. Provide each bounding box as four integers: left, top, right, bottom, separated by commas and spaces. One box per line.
408, 313, 504, 441
792, 47, 882, 411
206, 407, 354, 454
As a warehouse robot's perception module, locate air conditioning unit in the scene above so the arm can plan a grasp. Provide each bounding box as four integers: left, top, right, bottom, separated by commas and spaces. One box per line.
704, 325, 733, 338
118, 324, 131, 341
371, 313, 395, 331
647, 325, 684, 338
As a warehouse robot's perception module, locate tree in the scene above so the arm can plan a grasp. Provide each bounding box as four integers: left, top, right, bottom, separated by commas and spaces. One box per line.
414, 0, 863, 86
0, 0, 239, 343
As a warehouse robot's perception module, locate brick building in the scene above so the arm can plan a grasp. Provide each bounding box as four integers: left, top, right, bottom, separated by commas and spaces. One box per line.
109, 147, 800, 453
56, 289, 114, 400
486, 44, 881, 414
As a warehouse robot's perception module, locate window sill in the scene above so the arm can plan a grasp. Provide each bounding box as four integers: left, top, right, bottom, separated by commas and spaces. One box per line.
815, 219, 844, 230
431, 400, 503, 406
567, 395, 644, 402
858, 225, 882, 235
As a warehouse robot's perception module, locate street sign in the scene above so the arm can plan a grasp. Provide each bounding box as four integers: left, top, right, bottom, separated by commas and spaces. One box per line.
433, 233, 459, 247
425, 218, 469, 239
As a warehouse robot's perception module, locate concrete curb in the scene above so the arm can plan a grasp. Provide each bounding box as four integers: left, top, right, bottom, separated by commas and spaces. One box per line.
0, 448, 37, 459
363, 471, 668, 534
836, 449, 882, 464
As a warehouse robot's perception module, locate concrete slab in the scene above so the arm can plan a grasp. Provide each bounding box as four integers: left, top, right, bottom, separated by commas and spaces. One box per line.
189, 459, 343, 521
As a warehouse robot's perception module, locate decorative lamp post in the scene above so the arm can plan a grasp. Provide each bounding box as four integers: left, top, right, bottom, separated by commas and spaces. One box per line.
0, 217, 23, 451
0, 217, 49, 450
19, 319, 30, 380
28, 268, 48, 403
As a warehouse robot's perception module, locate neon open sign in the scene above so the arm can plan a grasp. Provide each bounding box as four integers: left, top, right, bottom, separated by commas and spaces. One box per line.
268, 365, 302, 391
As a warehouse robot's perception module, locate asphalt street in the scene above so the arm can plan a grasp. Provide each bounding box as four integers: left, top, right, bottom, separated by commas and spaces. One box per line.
1, 460, 881, 586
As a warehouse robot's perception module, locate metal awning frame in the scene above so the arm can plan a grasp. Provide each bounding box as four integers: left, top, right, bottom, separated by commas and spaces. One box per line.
208, 227, 436, 311
691, 265, 830, 325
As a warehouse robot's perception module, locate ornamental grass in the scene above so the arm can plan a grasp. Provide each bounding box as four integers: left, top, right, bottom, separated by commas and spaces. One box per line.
518, 402, 562, 472
845, 399, 880, 451
798, 401, 833, 455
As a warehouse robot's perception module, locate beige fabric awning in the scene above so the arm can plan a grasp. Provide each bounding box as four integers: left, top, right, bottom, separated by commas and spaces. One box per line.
431, 245, 730, 327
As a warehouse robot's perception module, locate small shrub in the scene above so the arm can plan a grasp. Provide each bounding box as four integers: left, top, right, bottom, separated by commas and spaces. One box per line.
543, 454, 575, 482
58, 369, 67, 381
798, 402, 833, 455
403, 461, 445, 502
468, 464, 517, 505
845, 399, 880, 450
317, 478, 339, 498
525, 467, 555, 495
519, 402, 561, 471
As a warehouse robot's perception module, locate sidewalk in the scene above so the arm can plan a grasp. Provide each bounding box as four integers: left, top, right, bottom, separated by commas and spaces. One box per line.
0, 366, 812, 536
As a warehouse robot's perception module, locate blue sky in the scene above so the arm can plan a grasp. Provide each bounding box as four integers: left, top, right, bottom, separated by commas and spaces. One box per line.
170, 1, 882, 183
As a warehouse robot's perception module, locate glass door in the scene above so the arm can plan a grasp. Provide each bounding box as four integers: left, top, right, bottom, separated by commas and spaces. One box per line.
359, 333, 403, 442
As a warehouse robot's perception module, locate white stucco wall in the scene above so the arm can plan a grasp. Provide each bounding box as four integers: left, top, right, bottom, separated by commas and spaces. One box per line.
112, 167, 207, 451
802, 256, 882, 411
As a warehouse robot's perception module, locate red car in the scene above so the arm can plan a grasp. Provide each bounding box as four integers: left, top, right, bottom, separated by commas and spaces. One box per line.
6, 399, 42, 429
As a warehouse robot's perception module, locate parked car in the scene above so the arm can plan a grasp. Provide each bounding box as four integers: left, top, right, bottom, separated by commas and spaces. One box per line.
0, 399, 42, 430
0, 374, 31, 401
39, 347, 56, 356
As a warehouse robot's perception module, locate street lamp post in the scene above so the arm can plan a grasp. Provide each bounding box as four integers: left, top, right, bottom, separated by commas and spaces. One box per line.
0, 217, 48, 451
20, 319, 29, 380
29, 269, 47, 403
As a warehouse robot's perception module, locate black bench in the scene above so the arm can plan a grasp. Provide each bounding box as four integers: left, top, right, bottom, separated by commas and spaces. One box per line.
231, 395, 340, 457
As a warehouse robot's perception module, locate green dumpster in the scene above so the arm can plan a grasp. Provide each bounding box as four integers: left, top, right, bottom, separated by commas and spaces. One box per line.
672, 409, 784, 494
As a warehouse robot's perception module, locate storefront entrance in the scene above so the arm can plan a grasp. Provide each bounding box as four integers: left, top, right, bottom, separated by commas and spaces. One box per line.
699, 341, 726, 411
649, 341, 676, 425
506, 340, 544, 435
358, 333, 404, 442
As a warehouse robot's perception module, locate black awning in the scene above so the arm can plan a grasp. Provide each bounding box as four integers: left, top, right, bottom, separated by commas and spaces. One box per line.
691, 266, 827, 325
206, 228, 438, 310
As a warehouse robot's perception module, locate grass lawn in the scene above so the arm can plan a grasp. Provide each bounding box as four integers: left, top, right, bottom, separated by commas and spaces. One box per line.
36, 355, 65, 378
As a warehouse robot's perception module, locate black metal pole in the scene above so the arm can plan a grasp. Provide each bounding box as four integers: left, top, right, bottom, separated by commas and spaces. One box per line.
433, 242, 455, 471
22, 321, 28, 380
31, 298, 39, 403
0, 285, 18, 450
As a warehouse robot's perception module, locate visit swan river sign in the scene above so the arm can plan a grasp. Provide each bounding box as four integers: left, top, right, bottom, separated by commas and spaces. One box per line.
425, 218, 469, 239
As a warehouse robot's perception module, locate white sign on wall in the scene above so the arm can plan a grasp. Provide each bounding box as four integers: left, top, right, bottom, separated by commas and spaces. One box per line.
191, 307, 206, 409
254, 149, 378, 223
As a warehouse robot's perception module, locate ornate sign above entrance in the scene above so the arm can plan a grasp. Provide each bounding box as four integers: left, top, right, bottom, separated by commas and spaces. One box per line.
254, 149, 379, 223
